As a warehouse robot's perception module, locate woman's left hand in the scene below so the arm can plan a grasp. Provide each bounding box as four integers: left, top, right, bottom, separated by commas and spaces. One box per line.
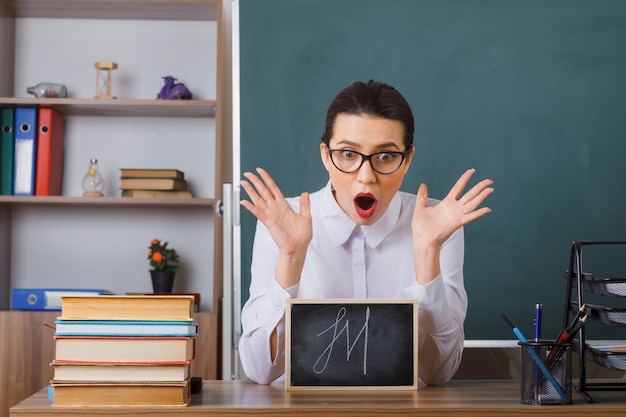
412, 168, 493, 249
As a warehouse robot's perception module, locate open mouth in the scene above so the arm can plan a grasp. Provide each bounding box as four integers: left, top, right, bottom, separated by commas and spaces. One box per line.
355, 196, 375, 210
354, 193, 377, 218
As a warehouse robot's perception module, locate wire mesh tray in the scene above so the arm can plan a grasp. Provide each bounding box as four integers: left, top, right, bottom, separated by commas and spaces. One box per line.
565, 271, 626, 297
573, 343, 626, 371
571, 302, 626, 327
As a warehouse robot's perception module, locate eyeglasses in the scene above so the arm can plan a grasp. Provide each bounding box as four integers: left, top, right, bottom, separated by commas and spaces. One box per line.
327, 147, 412, 175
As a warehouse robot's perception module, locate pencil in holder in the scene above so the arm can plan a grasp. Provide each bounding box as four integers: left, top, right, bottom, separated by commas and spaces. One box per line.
520, 341, 572, 405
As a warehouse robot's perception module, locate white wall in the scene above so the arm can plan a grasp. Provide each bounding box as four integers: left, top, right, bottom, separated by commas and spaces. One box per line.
15, 18, 216, 101
10, 17, 219, 311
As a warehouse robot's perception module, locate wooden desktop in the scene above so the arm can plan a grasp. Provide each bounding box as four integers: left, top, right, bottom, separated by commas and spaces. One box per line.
10, 379, 626, 416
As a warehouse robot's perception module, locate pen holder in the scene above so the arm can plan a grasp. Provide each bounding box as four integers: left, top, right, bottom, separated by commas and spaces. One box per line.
520, 341, 572, 405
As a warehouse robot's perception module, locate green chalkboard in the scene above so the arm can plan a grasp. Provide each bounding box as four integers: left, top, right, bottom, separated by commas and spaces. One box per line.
238, 0, 626, 340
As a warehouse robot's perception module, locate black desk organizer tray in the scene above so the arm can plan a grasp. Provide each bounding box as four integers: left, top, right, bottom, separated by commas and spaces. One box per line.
585, 344, 626, 371
570, 272, 626, 297
563, 241, 626, 402
566, 303, 626, 371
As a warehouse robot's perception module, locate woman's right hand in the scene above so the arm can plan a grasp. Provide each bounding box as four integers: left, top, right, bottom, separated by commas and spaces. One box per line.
240, 167, 312, 288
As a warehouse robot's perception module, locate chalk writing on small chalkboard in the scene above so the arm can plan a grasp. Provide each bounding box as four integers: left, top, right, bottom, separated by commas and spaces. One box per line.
285, 299, 418, 391
312, 305, 370, 375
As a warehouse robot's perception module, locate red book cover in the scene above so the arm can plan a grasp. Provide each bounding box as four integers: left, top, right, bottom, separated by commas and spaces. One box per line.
35, 108, 65, 195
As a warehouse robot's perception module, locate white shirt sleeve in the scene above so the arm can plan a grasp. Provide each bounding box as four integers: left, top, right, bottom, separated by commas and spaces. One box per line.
405, 227, 467, 385
238, 221, 297, 384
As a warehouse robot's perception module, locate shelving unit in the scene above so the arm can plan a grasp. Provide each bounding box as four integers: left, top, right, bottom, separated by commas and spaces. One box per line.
0, 3, 232, 414
0, 0, 230, 306
563, 240, 626, 403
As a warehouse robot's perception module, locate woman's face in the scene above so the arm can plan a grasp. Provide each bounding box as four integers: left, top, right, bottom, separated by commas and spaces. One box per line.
320, 113, 413, 226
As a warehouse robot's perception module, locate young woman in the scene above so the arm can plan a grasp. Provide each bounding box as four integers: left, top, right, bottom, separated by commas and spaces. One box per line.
238, 80, 493, 386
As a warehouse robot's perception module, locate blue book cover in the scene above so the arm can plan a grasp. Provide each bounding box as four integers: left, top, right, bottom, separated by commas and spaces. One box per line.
53, 320, 199, 337
13, 107, 38, 196
11, 288, 111, 311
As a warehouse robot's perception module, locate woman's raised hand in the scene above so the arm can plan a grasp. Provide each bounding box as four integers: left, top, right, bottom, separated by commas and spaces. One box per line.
240, 167, 313, 257
412, 168, 493, 249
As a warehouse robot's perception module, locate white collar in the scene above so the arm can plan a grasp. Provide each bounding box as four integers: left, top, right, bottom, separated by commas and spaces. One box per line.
320, 180, 401, 248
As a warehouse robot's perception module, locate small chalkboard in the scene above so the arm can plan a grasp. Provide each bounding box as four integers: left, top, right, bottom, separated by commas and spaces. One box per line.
285, 299, 418, 391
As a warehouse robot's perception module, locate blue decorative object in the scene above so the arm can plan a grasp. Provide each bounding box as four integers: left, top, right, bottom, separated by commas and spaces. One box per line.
156, 76, 192, 100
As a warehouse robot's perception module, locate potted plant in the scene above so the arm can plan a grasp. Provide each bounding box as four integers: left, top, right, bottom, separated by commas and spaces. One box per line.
147, 239, 180, 293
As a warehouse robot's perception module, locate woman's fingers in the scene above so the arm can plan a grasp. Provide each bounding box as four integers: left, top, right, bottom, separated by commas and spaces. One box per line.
446, 169, 493, 211
242, 168, 286, 205
240, 168, 294, 224
458, 179, 494, 209
299, 192, 311, 219
242, 170, 275, 202
256, 167, 285, 201
458, 177, 492, 202
447, 168, 477, 200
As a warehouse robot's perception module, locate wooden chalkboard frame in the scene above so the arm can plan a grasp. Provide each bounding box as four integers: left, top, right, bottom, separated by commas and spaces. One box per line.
285, 298, 418, 391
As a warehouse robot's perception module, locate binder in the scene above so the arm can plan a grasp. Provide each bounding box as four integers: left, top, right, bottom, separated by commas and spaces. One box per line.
13, 107, 38, 195
11, 288, 112, 311
0, 107, 14, 195
35, 108, 65, 195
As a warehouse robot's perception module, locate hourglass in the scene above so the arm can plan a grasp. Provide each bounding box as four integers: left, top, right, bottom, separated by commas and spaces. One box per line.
94, 61, 118, 99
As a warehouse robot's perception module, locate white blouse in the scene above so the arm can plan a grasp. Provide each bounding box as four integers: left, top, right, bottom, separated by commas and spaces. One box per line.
239, 180, 467, 386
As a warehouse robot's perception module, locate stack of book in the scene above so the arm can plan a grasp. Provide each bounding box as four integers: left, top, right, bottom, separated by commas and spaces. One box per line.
50, 294, 197, 406
119, 168, 192, 198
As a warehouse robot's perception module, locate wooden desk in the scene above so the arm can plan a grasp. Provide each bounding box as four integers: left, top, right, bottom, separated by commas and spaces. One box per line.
10, 379, 626, 416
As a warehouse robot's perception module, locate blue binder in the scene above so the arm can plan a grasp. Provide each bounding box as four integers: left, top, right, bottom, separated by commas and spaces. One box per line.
13, 107, 38, 196
11, 288, 111, 310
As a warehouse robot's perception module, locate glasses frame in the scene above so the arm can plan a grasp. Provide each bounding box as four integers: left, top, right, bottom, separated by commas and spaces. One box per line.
327, 146, 413, 175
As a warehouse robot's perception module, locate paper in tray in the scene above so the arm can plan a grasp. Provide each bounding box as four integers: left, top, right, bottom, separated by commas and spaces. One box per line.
586, 346, 626, 371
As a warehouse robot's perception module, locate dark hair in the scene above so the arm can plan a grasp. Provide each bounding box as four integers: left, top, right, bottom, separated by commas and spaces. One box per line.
321, 80, 414, 149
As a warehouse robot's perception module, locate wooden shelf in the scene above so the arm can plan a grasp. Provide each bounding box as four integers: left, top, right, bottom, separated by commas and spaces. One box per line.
7, 0, 218, 21
0, 98, 216, 118
0, 196, 217, 209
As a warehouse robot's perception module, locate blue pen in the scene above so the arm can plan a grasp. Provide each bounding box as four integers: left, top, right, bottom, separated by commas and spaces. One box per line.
533, 303, 542, 397
501, 313, 567, 401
